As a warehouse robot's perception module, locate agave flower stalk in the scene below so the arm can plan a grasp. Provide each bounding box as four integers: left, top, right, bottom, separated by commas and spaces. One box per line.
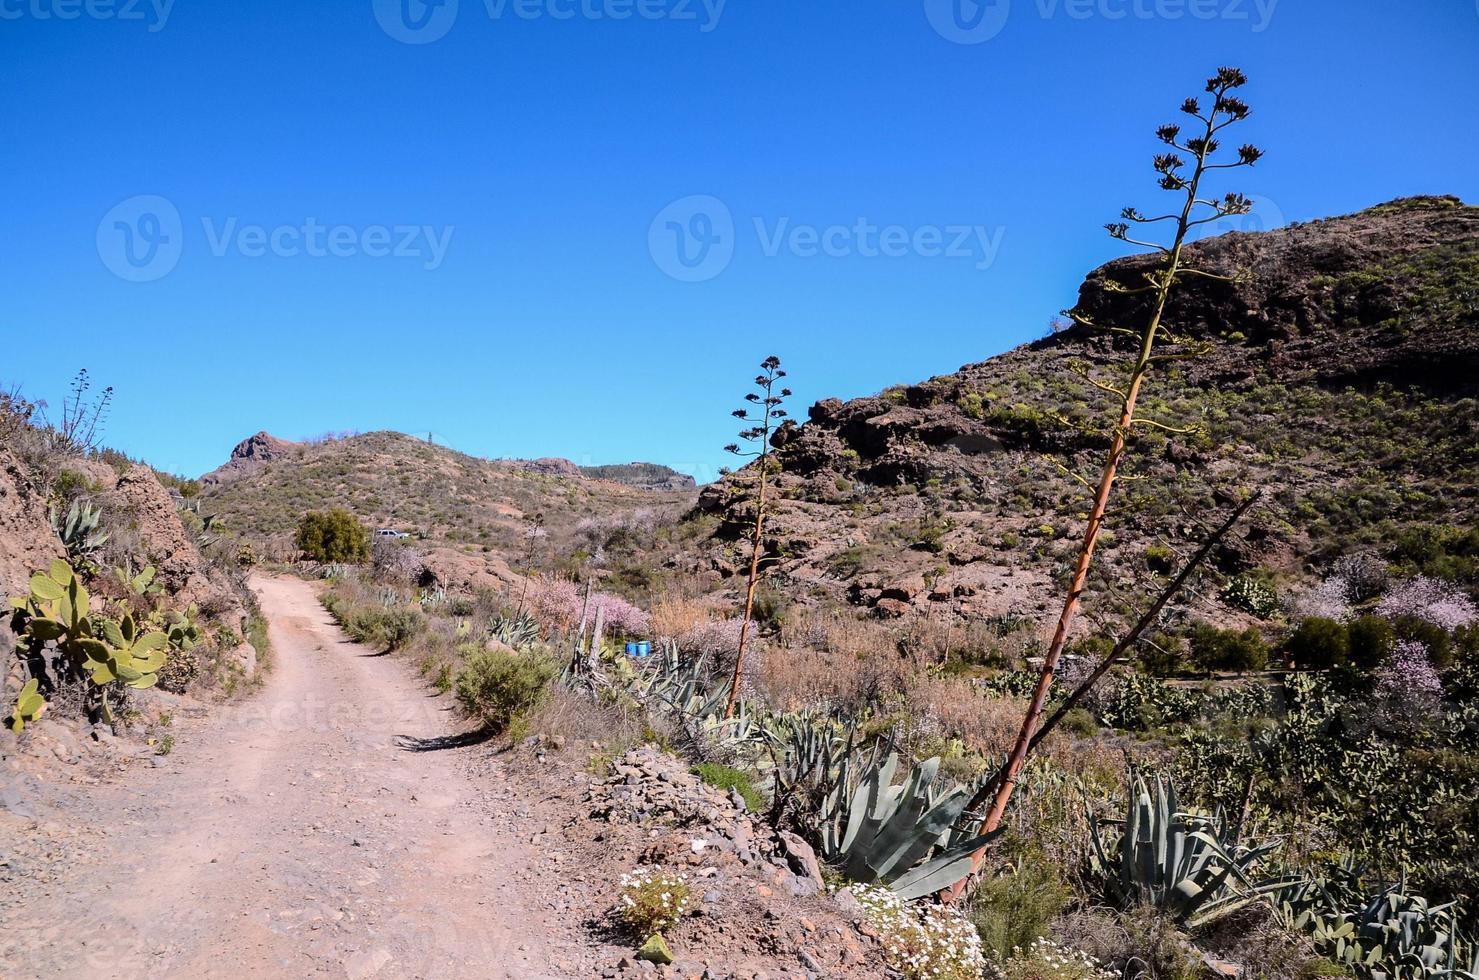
946, 67, 1265, 900
721, 356, 790, 720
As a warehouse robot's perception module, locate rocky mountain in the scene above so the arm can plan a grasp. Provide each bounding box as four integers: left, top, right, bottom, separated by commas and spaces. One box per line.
197, 430, 696, 567
682, 196, 1478, 625
578, 462, 697, 491
199, 431, 298, 487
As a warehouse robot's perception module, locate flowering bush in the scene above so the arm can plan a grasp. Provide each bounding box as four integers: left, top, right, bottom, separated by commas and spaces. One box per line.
1375, 576, 1478, 632
854, 884, 984, 980
617, 867, 692, 938
1373, 639, 1445, 729
527, 576, 651, 637
592, 593, 651, 637
1290, 575, 1355, 624
985, 937, 1119, 980
528, 575, 582, 629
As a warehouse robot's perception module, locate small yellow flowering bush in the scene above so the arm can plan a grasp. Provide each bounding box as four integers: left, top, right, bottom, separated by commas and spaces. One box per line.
854, 884, 984, 980
986, 937, 1118, 980
617, 867, 692, 938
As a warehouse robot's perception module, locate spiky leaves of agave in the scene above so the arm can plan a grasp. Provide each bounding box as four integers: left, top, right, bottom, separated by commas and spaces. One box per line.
825, 750, 1001, 901
1088, 769, 1297, 928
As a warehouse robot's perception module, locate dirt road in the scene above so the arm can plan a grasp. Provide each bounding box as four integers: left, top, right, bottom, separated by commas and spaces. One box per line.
1, 575, 565, 979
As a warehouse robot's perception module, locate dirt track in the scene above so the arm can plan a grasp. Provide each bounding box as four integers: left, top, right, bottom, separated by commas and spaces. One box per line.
1, 575, 565, 979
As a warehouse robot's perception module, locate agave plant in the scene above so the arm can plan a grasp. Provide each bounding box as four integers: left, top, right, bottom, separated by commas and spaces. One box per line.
1087, 769, 1297, 928
490, 612, 543, 649
821, 747, 1001, 901
50, 500, 109, 565
1275, 867, 1479, 980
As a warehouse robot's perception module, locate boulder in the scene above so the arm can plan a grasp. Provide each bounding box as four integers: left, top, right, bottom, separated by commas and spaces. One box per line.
420, 547, 521, 595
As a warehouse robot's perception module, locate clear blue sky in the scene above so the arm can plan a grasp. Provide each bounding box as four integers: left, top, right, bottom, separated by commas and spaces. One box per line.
4, 0, 1477, 481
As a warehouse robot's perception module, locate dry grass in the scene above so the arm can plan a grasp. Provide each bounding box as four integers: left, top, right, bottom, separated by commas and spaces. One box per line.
649, 594, 719, 640
521, 684, 645, 752
903, 677, 1033, 758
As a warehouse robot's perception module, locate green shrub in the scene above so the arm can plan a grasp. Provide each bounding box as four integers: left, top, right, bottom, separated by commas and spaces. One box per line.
1189, 624, 1269, 673
1287, 617, 1349, 669
1137, 631, 1186, 676
380, 608, 424, 652
1346, 615, 1395, 670
295, 508, 371, 563
1145, 545, 1176, 574
1060, 708, 1099, 737
327, 601, 419, 651
454, 647, 557, 733
616, 867, 693, 939
1297, 959, 1354, 980
969, 852, 1071, 962
691, 763, 765, 811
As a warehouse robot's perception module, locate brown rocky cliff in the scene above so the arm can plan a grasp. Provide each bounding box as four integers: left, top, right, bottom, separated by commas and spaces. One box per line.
0, 447, 66, 603
1069, 194, 1479, 391
200, 431, 300, 486
685, 196, 1478, 625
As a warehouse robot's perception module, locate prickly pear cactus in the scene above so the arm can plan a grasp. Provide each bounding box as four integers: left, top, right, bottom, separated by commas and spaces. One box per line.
7, 678, 46, 733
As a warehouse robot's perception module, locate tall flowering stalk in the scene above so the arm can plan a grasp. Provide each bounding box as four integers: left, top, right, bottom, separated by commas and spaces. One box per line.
513, 511, 545, 619
722, 356, 790, 719
946, 67, 1264, 900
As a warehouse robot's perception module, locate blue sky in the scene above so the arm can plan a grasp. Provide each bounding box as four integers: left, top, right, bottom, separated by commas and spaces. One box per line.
3, 0, 1477, 481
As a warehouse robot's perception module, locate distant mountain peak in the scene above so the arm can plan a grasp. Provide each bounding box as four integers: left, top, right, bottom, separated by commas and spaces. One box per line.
202, 431, 301, 485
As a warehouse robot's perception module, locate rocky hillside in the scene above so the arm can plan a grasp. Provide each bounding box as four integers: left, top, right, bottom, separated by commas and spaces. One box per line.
683, 196, 1478, 626
198, 430, 696, 569
0, 439, 262, 707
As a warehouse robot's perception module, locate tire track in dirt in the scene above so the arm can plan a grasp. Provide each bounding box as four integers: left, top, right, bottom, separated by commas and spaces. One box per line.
2, 574, 566, 979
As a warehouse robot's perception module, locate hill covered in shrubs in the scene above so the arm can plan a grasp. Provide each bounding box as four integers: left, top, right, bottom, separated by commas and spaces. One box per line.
675, 196, 1477, 634
197, 430, 695, 567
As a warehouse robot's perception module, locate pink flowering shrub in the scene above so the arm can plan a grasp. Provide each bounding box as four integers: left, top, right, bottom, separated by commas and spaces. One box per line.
1373, 639, 1445, 729
591, 593, 651, 637
527, 575, 651, 636
1290, 575, 1356, 623
528, 575, 583, 629
1375, 576, 1478, 632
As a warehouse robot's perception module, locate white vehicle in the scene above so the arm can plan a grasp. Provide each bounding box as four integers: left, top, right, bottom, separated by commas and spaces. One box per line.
374, 529, 410, 540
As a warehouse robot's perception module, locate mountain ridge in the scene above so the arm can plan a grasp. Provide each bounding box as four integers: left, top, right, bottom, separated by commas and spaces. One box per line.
198, 430, 695, 563
672, 195, 1477, 626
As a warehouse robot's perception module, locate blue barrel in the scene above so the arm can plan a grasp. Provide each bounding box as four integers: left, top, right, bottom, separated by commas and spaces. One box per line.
625, 642, 639, 656
636, 641, 652, 658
